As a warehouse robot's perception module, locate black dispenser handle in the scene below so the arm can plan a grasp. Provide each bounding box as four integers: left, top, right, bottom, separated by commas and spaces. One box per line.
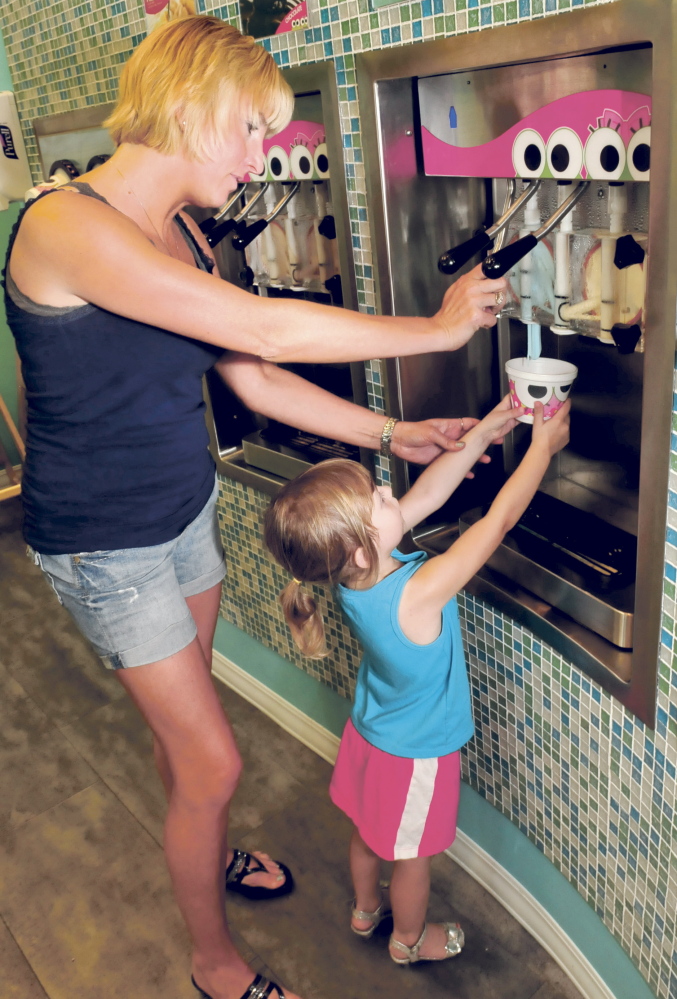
204, 217, 242, 248
482, 233, 538, 279
438, 229, 494, 275
232, 218, 269, 251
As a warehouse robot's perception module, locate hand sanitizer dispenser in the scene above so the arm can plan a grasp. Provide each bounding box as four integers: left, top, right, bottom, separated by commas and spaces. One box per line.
0, 92, 32, 209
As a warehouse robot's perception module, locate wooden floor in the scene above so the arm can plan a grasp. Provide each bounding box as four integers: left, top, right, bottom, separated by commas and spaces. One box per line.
0, 495, 585, 999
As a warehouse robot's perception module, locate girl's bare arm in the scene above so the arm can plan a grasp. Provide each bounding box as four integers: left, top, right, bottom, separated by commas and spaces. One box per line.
398, 395, 523, 531
398, 402, 571, 643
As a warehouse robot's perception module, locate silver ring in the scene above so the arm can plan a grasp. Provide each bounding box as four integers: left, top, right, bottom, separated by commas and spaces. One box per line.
495, 291, 505, 307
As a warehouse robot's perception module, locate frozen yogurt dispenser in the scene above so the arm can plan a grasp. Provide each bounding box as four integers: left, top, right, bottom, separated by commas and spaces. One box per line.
357, 0, 677, 725
202, 62, 366, 481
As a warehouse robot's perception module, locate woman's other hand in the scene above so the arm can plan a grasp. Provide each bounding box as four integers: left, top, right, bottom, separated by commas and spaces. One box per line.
391, 417, 491, 471
434, 262, 509, 350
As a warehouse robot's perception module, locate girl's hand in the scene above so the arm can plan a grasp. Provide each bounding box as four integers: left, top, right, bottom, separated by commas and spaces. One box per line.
531, 399, 571, 456
433, 262, 509, 350
391, 417, 490, 472
476, 393, 525, 444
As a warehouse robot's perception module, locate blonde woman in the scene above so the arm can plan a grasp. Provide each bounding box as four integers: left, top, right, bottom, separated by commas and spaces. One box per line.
5, 14, 507, 999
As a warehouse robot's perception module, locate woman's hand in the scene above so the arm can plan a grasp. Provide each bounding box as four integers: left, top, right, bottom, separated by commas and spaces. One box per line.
434, 262, 509, 350
391, 417, 491, 474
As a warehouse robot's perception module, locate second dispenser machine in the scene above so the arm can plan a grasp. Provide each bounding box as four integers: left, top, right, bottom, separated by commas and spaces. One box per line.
358, 0, 677, 725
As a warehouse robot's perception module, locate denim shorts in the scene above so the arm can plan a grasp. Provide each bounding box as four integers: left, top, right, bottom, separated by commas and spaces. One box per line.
29, 478, 226, 669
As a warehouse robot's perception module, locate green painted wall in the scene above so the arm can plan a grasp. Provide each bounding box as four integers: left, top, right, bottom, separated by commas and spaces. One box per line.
0, 28, 21, 465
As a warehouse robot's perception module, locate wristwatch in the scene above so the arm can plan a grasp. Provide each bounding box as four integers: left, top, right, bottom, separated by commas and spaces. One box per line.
380, 416, 399, 457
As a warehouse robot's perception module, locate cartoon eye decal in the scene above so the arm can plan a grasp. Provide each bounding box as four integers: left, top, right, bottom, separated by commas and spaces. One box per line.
546, 128, 584, 179
266, 146, 290, 180
512, 129, 546, 178
627, 126, 651, 181
584, 127, 626, 180
554, 383, 573, 402
526, 384, 549, 401
313, 142, 330, 179
289, 144, 315, 180
513, 383, 555, 408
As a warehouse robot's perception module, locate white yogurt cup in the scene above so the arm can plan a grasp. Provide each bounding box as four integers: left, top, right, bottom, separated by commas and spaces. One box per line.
505, 357, 577, 424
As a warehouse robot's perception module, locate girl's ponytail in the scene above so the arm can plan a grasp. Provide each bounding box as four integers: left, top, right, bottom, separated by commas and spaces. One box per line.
263, 458, 379, 659
279, 580, 327, 659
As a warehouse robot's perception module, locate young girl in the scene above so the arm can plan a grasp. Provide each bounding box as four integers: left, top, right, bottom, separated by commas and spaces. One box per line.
264, 395, 570, 966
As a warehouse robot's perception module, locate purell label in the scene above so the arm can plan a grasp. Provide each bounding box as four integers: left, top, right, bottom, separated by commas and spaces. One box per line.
0, 123, 18, 160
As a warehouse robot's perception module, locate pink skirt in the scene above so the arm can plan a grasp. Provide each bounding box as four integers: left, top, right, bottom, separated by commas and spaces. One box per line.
329, 718, 461, 861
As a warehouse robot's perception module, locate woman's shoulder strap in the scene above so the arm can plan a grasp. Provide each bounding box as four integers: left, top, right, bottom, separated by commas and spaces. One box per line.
174, 213, 215, 274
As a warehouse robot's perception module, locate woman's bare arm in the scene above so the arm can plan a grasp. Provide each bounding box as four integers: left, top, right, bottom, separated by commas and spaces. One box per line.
217, 352, 473, 460
10, 192, 506, 364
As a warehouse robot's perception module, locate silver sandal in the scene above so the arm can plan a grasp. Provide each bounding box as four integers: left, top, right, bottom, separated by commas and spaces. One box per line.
350, 894, 391, 939
389, 922, 464, 964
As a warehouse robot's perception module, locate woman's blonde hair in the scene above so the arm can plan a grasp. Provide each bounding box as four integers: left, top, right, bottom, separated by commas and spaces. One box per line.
105, 15, 294, 162
264, 459, 380, 659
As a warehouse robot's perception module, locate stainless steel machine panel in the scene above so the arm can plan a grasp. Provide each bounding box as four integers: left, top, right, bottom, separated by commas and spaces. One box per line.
357, 0, 677, 725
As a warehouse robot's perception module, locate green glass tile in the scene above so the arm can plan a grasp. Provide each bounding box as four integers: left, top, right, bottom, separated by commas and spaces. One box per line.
468, 9, 479, 25
506, 0, 517, 17
445, 13, 456, 30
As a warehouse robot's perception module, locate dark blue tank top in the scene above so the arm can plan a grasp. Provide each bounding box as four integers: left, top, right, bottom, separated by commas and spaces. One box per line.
3, 184, 224, 555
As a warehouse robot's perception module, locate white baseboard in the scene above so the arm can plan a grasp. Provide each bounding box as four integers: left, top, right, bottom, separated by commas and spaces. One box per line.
211, 649, 340, 765
212, 650, 614, 999
448, 832, 615, 999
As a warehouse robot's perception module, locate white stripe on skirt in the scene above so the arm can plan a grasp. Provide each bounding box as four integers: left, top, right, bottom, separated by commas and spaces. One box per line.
393, 757, 439, 860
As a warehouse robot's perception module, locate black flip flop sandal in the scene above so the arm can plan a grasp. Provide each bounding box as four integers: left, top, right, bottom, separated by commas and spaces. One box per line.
192, 972, 286, 999
225, 849, 294, 900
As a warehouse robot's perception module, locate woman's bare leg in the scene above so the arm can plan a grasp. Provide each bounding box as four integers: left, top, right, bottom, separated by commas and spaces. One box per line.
117, 638, 300, 999
151, 583, 285, 892
349, 828, 382, 932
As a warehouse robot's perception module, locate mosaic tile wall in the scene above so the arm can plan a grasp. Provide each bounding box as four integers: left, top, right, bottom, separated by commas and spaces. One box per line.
2, 0, 677, 996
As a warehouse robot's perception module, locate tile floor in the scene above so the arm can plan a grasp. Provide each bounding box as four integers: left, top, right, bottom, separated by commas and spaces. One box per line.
0, 495, 585, 999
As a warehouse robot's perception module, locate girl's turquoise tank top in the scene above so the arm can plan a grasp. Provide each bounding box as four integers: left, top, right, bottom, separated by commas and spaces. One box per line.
336, 548, 475, 759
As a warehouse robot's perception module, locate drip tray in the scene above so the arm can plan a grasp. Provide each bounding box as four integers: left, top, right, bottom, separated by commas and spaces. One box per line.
459, 493, 636, 648
242, 426, 360, 479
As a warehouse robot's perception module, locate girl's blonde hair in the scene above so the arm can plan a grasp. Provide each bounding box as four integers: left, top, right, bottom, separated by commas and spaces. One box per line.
264, 459, 380, 659
105, 14, 294, 162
